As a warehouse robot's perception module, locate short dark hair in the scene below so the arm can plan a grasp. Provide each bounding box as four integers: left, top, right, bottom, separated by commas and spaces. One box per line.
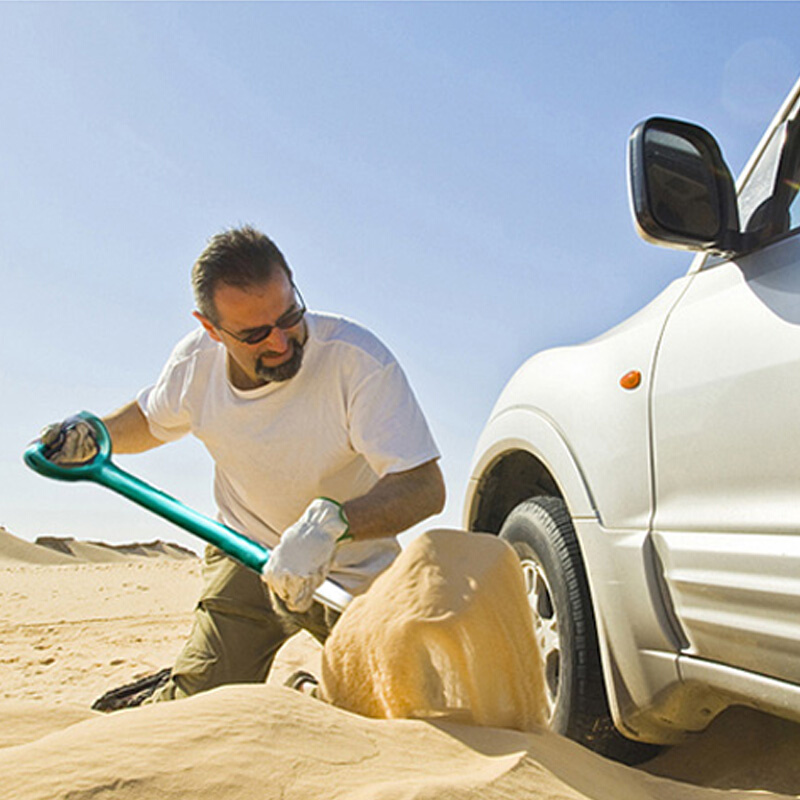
192, 226, 293, 323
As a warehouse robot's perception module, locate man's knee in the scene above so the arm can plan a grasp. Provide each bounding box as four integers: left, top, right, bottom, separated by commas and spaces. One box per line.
146, 671, 195, 703
152, 600, 291, 702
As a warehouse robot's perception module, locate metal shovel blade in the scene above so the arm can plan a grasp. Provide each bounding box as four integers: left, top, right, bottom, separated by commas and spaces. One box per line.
23, 412, 352, 613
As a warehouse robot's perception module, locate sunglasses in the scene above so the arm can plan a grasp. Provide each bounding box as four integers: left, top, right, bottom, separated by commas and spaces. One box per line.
216, 283, 307, 346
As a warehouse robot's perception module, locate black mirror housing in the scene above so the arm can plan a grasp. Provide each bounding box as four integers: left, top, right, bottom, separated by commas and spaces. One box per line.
628, 117, 741, 255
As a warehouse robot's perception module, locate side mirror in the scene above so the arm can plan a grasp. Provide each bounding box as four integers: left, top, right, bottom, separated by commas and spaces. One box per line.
628, 118, 741, 254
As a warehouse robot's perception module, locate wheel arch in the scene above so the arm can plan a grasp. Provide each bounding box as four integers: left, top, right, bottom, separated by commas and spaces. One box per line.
464, 406, 598, 535
468, 449, 562, 534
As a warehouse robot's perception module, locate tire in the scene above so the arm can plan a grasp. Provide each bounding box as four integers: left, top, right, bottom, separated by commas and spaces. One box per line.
499, 496, 659, 765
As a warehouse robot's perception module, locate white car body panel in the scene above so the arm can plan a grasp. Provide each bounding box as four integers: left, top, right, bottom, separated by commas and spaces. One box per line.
467, 278, 687, 532
464, 78, 800, 743
652, 235, 800, 686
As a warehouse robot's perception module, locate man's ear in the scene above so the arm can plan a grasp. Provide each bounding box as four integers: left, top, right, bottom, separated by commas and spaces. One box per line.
193, 311, 223, 343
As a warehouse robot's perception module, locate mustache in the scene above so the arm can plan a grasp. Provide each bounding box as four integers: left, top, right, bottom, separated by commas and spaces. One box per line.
258, 338, 299, 361
259, 344, 293, 358
255, 339, 304, 383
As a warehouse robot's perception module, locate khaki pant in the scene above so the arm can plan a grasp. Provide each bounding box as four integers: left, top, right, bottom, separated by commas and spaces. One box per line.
149, 546, 339, 703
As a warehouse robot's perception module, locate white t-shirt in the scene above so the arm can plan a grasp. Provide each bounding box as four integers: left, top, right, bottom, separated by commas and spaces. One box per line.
137, 312, 441, 593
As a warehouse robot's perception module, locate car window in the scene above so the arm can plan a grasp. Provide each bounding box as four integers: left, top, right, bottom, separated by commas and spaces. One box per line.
738, 101, 800, 245
738, 122, 788, 233
782, 143, 800, 231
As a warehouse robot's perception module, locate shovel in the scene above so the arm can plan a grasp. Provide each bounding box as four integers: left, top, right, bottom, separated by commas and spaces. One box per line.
23, 411, 353, 613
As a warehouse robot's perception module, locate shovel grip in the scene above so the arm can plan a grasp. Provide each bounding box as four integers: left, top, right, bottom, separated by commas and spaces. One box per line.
23, 411, 111, 483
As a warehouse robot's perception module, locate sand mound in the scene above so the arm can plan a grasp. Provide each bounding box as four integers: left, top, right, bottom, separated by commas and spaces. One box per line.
113, 540, 196, 559
0, 686, 528, 800
322, 529, 547, 730
642, 706, 800, 795
35, 536, 197, 563
2, 685, 796, 800
0, 700, 94, 748
35, 536, 134, 563
0, 527, 197, 566
0, 527, 76, 566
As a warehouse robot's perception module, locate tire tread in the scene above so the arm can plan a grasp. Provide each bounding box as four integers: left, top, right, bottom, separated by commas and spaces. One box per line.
500, 496, 658, 765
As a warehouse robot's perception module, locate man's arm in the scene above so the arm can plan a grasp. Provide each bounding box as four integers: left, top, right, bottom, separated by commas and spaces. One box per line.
342, 459, 446, 541
264, 459, 445, 611
39, 400, 165, 465
102, 400, 165, 455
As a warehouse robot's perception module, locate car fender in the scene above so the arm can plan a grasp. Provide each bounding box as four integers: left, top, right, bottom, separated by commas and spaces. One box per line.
464, 277, 695, 741
467, 276, 689, 533
465, 404, 597, 526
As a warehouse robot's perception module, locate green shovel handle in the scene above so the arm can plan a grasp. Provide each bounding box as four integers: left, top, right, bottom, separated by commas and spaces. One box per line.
23, 412, 352, 612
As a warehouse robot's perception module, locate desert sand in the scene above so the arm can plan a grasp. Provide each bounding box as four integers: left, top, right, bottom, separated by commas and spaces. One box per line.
1, 524, 799, 800
322, 530, 548, 731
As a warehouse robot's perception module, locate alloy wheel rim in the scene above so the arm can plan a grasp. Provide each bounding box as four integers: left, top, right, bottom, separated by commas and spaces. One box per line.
520, 556, 560, 719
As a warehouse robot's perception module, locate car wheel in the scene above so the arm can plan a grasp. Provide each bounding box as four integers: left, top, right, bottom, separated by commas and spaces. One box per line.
499, 496, 658, 765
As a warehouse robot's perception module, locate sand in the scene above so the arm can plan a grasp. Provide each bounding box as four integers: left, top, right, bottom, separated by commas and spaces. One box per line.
1, 525, 799, 800
322, 529, 547, 730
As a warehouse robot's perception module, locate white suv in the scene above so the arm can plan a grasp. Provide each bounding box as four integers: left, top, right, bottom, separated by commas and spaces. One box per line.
464, 77, 800, 763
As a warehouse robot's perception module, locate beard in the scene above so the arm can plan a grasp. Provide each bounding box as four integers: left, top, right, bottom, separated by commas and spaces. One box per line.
254, 338, 305, 383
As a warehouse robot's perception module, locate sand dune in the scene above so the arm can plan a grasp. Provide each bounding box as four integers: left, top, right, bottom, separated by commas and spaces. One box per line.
0, 526, 197, 566
35, 536, 140, 563
35, 534, 197, 563
1, 529, 799, 800
1, 686, 798, 800
0, 528, 77, 566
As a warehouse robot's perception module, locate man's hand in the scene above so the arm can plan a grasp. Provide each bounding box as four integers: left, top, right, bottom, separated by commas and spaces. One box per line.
263, 498, 351, 613
39, 416, 99, 465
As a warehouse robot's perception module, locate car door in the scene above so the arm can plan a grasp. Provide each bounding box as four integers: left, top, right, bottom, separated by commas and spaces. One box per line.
648, 111, 800, 685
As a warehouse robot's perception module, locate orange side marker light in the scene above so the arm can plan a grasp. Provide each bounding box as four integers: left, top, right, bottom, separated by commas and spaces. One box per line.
620, 370, 642, 390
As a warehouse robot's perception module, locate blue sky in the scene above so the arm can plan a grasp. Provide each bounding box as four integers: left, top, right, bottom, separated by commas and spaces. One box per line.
2, 2, 798, 551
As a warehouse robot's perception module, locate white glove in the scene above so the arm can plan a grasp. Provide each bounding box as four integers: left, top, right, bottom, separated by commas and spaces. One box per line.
263, 498, 351, 613
39, 416, 99, 465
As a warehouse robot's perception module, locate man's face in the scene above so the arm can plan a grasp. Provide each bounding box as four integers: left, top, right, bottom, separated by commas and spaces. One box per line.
194, 272, 307, 389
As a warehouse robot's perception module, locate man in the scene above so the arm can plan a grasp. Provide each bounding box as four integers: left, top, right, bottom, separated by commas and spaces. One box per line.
41, 226, 445, 702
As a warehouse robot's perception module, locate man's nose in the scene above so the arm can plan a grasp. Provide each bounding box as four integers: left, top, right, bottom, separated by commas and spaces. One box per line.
265, 326, 290, 353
